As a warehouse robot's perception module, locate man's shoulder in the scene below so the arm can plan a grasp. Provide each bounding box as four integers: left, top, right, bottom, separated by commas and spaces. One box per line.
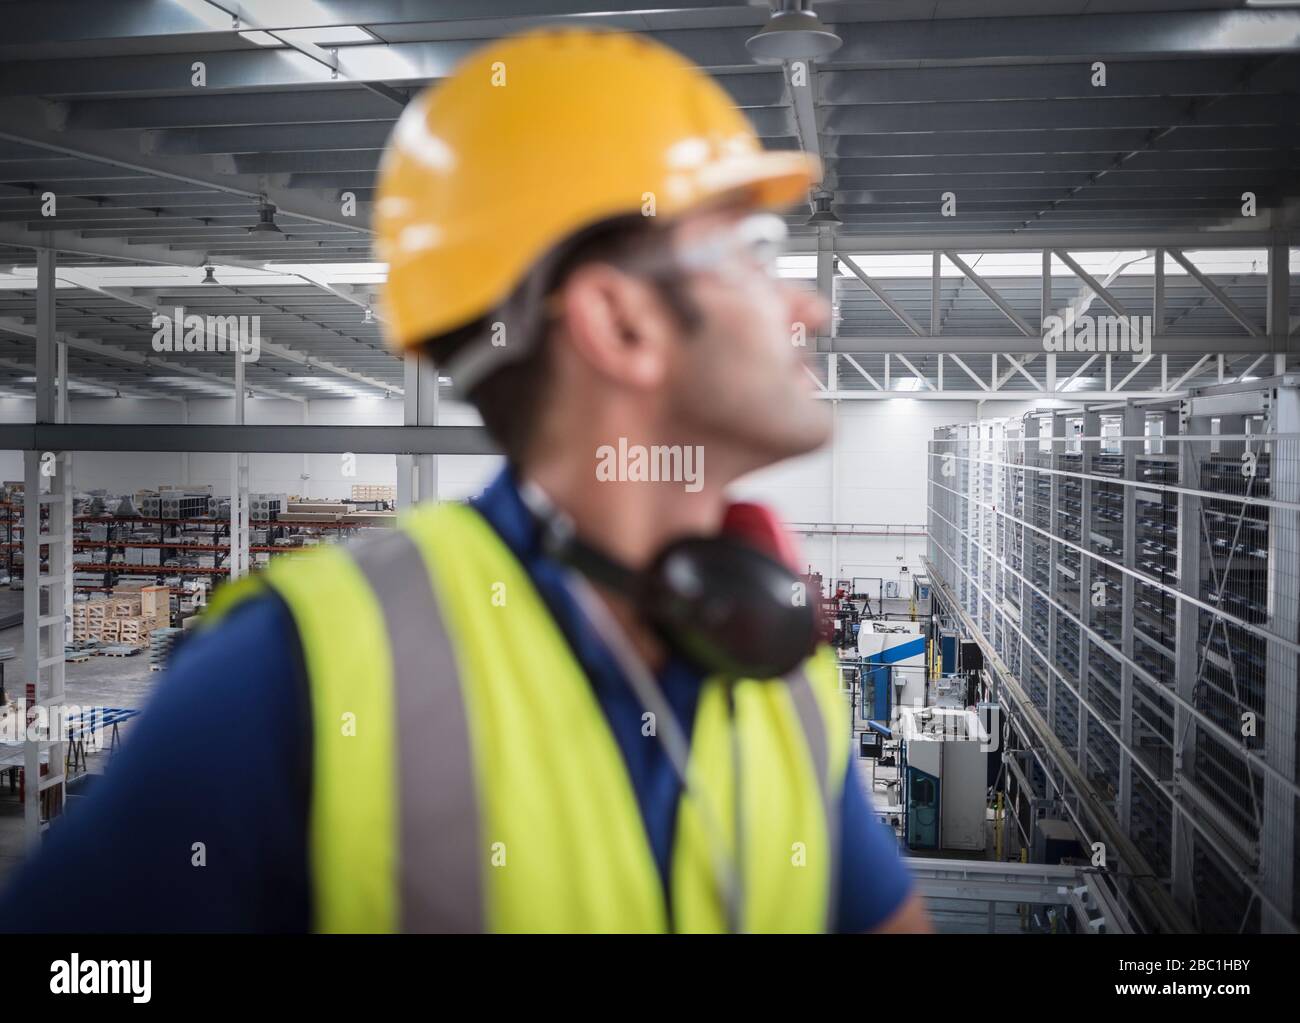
170, 589, 304, 680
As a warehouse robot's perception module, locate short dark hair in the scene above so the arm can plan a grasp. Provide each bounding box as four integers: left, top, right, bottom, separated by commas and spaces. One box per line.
422, 215, 701, 465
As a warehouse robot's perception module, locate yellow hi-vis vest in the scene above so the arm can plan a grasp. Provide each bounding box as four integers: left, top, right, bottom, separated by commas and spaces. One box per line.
206, 501, 848, 933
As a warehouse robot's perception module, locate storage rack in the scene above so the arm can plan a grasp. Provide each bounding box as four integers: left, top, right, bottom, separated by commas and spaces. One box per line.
927, 376, 1300, 934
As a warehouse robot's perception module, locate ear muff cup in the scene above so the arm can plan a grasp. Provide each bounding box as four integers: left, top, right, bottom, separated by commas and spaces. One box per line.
641, 536, 816, 680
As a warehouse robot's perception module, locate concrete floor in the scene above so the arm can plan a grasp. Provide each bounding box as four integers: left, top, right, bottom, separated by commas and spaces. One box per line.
0, 588, 158, 883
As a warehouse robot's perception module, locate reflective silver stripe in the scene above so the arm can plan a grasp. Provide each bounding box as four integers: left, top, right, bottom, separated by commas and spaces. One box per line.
351, 530, 484, 933
787, 668, 840, 931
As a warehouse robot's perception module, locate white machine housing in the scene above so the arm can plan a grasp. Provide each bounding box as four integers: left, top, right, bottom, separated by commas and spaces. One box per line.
898, 707, 989, 852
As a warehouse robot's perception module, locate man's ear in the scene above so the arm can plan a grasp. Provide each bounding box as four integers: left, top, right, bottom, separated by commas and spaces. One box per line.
556, 264, 677, 390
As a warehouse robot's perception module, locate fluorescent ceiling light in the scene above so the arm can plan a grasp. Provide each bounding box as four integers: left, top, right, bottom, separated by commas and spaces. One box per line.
893, 376, 924, 391
239, 25, 373, 47
1063, 376, 1097, 392
287, 376, 373, 398
279, 25, 376, 46
152, 376, 236, 396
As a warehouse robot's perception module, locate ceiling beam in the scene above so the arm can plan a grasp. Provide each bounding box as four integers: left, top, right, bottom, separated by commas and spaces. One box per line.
822, 336, 1281, 355
59, 271, 399, 396
0, 313, 304, 402
0, 97, 371, 233
791, 229, 1294, 252
5, 8, 1300, 70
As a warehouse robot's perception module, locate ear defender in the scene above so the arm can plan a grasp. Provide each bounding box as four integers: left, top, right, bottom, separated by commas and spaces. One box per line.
537, 500, 818, 680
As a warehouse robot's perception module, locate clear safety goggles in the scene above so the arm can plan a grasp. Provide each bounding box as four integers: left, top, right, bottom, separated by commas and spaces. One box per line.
443, 212, 791, 396
671, 211, 790, 281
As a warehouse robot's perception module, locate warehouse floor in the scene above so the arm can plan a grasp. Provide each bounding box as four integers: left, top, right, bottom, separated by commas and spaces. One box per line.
0, 590, 157, 883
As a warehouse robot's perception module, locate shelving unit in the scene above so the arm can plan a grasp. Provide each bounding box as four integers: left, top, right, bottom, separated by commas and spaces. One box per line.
927, 376, 1300, 935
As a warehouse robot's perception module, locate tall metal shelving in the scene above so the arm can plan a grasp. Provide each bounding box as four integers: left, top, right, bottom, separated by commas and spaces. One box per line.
927, 376, 1300, 934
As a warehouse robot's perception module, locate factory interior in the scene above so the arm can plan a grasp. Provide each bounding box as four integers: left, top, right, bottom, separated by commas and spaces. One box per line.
0, 0, 1298, 954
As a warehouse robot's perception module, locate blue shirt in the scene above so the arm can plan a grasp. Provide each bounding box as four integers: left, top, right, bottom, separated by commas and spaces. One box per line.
0, 470, 912, 932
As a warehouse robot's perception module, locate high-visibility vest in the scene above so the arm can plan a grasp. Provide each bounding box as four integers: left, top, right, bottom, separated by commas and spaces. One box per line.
206, 501, 847, 933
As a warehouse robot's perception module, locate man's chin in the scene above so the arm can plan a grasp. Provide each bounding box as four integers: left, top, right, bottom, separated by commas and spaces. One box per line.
747, 414, 833, 467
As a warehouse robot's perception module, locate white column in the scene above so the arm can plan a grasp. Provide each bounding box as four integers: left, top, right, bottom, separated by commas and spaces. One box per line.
23, 248, 68, 844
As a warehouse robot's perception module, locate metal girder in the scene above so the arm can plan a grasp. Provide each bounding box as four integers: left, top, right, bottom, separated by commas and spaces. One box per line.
941, 252, 1035, 336
143, 121, 393, 155
1000, 353, 1043, 391
823, 336, 1289, 355
818, 59, 1300, 107
0, 219, 269, 272
892, 352, 934, 390
0, 98, 370, 234
1, 0, 743, 43
839, 353, 881, 391
61, 271, 396, 395
1051, 250, 1133, 320
0, 314, 304, 402
1169, 354, 1213, 392
804, 390, 1178, 402
837, 253, 926, 336
822, 97, 1300, 137
5, 8, 1300, 71
1166, 247, 1265, 337
790, 229, 1293, 252
947, 354, 991, 391
0, 423, 494, 455
785, 58, 820, 171
822, 126, 1300, 159
0, 354, 180, 402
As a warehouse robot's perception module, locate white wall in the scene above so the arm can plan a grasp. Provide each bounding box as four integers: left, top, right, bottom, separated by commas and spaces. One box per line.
736, 398, 981, 587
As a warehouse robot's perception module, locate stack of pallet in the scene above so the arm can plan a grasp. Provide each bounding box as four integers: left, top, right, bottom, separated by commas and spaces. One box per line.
72, 585, 169, 650
149, 627, 183, 672
351, 484, 395, 504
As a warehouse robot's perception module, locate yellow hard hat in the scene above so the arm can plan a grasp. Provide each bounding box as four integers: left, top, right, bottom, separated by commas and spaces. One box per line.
375, 28, 820, 352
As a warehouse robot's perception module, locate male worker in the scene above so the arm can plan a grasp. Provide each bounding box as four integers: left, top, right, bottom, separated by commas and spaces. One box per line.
0, 29, 927, 934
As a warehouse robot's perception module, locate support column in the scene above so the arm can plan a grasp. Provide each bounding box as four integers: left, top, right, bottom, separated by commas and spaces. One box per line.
179, 399, 190, 485
23, 247, 68, 845
400, 352, 440, 507
1266, 241, 1290, 371
931, 251, 941, 337
819, 231, 837, 581
229, 353, 249, 580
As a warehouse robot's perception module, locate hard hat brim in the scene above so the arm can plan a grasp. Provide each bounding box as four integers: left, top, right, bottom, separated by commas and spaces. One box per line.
697, 150, 823, 215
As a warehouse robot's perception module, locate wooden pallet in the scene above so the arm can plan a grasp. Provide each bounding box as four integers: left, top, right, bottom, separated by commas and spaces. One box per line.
98, 645, 142, 657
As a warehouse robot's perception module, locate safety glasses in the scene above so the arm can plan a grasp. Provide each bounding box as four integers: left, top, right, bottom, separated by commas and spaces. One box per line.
673, 212, 789, 281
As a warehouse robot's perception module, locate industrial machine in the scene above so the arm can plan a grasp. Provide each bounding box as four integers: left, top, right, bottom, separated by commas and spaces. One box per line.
858, 619, 926, 726
898, 706, 990, 853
